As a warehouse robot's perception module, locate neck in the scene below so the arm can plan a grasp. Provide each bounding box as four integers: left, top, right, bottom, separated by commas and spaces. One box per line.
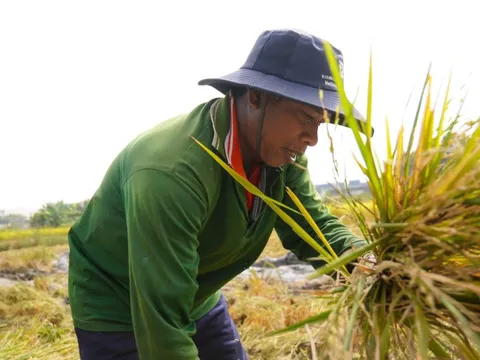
235, 99, 259, 173
239, 128, 256, 174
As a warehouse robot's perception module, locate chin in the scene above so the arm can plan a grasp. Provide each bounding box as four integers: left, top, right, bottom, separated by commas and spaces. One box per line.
263, 157, 289, 168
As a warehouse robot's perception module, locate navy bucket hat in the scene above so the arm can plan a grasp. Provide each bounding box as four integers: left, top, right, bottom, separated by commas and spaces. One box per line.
199, 29, 372, 135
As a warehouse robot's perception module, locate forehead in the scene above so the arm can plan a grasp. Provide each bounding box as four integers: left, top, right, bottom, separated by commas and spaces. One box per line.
280, 97, 325, 116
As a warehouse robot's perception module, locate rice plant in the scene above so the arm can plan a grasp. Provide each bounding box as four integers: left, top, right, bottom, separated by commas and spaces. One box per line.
289, 42, 480, 360
194, 44, 479, 359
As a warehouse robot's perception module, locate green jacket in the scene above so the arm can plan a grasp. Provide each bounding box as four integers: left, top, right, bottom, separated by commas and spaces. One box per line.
68, 95, 366, 359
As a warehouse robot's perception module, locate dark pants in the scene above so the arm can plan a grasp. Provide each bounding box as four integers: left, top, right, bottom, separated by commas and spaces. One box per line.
74, 294, 248, 360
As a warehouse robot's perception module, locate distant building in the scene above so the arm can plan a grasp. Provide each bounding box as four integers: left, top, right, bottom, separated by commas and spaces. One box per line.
315, 180, 371, 197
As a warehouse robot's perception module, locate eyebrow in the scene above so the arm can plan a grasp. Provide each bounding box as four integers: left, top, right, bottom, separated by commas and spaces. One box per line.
300, 108, 324, 120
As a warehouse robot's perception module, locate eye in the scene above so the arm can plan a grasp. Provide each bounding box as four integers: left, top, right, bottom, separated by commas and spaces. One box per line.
297, 110, 317, 125
303, 117, 315, 124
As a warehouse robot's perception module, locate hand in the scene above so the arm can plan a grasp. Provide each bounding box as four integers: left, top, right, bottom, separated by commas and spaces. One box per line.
359, 252, 377, 268
351, 251, 377, 284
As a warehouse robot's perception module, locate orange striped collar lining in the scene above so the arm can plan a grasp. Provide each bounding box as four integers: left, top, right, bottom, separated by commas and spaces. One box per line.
224, 92, 262, 211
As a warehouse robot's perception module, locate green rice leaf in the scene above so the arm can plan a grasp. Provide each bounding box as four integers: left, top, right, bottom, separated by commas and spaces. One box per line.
266, 310, 333, 336
370, 222, 408, 229
366, 50, 374, 138
426, 73, 452, 184
444, 332, 480, 360
192, 137, 302, 215
440, 294, 480, 349
414, 299, 431, 360
322, 40, 387, 221
404, 64, 431, 183
393, 125, 405, 206
428, 338, 450, 359
285, 187, 348, 268
409, 75, 432, 201
308, 238, 384, 279
376, 284, 391, 359
384, 115, 398, 221
344, 277, 364, 350
379, 316, 391, 359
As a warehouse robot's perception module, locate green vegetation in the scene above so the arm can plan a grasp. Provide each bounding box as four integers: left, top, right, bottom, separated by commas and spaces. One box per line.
307, 44, 480, 360
0, 200, 88, 234
29, 201, 88, 229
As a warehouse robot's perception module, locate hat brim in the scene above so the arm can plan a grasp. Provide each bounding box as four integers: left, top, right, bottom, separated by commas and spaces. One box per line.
198, 68, 373, 136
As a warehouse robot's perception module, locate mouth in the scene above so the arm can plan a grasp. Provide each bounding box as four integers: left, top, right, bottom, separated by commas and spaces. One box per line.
286, 149, 300, 162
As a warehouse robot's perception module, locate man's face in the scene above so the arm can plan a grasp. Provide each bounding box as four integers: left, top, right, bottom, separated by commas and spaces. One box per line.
254, 94, 327, 168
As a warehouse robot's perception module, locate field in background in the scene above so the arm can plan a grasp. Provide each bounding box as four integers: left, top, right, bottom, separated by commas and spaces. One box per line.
0, 227, 70, 252
0, 200, 369, 359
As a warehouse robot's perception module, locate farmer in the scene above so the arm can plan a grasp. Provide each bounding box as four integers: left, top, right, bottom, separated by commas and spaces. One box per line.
68, 28, 373, 360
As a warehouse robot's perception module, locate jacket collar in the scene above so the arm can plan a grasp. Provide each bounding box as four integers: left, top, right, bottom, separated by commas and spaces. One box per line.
209, 93, 232, 162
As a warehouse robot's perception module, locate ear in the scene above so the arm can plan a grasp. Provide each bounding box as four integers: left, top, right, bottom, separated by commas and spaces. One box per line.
247, 88, 263, 110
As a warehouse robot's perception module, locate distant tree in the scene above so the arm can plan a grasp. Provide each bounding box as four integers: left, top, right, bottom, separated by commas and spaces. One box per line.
30, 199, 89, 228
64, 199, 89, 224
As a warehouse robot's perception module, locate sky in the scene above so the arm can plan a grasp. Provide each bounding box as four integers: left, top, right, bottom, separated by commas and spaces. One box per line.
1, 0, 479, 214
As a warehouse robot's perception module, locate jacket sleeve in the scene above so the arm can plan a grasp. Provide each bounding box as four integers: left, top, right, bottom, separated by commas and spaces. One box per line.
122, 168, 207, 360
274, 155, 367, 268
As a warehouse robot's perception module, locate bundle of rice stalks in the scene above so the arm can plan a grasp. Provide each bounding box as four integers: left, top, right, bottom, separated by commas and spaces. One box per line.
325, 47, 477, 359
275, 48, 480, 359
194, 44, 479, 359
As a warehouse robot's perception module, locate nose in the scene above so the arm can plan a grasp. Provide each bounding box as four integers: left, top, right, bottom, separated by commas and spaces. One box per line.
301, 127, 318, 147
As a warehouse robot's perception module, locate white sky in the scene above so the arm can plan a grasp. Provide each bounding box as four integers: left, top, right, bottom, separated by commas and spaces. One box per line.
1, 0, 479, 214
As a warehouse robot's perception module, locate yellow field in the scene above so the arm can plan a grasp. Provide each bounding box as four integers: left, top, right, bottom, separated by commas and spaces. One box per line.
0, 227, 70, 242
0, 227, 70, 252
